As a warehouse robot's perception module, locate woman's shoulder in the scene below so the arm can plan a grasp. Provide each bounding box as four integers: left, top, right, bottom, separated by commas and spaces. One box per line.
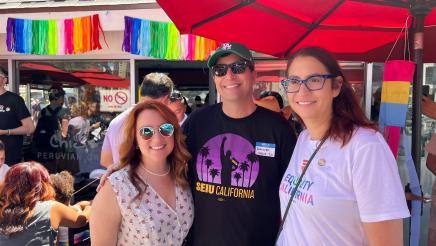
351, 127, 382, 143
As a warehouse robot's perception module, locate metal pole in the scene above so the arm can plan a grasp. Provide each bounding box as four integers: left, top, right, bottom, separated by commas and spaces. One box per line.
411, 4, 430, 179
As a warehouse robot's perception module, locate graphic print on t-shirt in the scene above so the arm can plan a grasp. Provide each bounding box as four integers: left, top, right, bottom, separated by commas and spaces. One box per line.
280, 159, 315, 206
195, 133, 260, 199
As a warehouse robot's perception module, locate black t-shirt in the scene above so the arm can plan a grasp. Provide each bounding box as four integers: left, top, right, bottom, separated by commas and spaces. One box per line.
0, 91, 31, 164
183, 103, 297, 246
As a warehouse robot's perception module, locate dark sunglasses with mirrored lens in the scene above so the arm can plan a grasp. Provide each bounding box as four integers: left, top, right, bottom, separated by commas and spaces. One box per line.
212, 60, 251, 77
139, 123, 174, 140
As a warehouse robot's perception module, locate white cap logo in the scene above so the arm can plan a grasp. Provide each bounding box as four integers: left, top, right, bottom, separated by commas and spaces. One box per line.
222, 43, 232, 50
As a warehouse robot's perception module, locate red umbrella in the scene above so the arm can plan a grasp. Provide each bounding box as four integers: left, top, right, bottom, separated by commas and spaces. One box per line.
20, 62, 85, 85
71, 68, 130, 88
157, 0, 436, 62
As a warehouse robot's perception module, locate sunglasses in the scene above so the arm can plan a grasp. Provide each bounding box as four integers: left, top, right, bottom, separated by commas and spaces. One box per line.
169, 92, 183, 102
139, 123, 174, 140
212, 60, 251, 77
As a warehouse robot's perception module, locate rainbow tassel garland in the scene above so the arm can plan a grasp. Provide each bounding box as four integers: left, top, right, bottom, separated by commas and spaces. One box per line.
123, 16, 218, 61
6, 14, 107, 55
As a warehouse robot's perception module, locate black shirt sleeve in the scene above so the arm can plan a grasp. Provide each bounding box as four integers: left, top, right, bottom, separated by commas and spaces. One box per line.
14, 95, 31, 121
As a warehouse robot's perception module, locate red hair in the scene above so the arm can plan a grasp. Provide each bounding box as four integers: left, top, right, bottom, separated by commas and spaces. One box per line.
0, 162, 55, 236
287, 47, 377, 146
118, 101, 191, 201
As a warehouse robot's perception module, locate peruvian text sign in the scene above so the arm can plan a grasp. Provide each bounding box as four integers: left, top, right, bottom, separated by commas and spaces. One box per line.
99, 88, 130, 112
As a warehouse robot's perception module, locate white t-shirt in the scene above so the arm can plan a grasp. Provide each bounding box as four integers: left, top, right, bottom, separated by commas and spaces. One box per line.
0, 164, 10, 183
101, 107, 133, 165
278, 128, 410, 245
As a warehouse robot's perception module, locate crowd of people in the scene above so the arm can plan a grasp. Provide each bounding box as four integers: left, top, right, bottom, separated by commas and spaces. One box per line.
0, 41, 433, 245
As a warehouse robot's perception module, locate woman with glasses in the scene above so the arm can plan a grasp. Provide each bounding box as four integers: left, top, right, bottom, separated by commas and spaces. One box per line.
277, 47, 409, 245
90, 101, 193, 246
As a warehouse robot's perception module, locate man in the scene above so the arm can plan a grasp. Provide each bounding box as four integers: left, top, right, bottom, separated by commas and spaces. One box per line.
168, 90, 188, 125
32, 86, 68, 173
183, 42, 296, 245
0, 68, 35, 165
100, 73, 174, 167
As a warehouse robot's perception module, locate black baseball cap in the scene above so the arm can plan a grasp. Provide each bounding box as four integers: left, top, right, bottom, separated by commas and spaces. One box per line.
207, 42, 254, 68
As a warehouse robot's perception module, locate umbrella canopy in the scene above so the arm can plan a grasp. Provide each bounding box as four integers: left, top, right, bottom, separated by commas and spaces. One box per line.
157, 0, 436, 62
20, 62, 85, 86
71, 68, 130, 88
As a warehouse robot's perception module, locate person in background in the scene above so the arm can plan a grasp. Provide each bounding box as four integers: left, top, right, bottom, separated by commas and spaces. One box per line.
190, 95, 203, 112
0, 161, 91, 245
168, 90, 188, 125
0, 140, 9, 183
50, 171, 77, 246
277, 47, 409, 245
91, 101, 193, 245
33, 86, 68, 173
100, 73, 174, 168
183, 96, 192, 115
68, 102, 91, 146
0, 68, 35, 165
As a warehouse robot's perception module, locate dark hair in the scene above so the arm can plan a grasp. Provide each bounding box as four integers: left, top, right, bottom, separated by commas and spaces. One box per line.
259, 91, 284, 109
139, 73, 174, 99
286, 47, 377, 146
0, 140, 4, 151
0, 162, 55, 236
48, 86, 66, 101
50, 171, 75, 204
0, 67, 7, 78
118, 101, 191, 201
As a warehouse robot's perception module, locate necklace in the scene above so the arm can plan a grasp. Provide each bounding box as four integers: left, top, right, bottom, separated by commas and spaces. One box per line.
139, 164, 170, 177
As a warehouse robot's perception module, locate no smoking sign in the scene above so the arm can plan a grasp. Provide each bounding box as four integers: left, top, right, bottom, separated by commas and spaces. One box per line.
114, 91, 128, 105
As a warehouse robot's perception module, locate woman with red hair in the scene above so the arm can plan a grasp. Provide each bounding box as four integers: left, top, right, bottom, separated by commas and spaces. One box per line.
91, 101, 193, 245
0, 161, 91, 245
277, 47, 409, 245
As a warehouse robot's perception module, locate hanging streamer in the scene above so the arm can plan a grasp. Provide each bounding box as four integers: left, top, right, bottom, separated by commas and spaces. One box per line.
131, 17, 142, 55
139, 19, 151, 56
122, 16, 132, 52
122, 16, 218, 61
47, 20, 58, 55
64, 19, 74, 54
5, 15, 107, 55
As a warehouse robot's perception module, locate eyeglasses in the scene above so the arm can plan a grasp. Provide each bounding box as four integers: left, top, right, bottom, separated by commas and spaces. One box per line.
139, 123, 174, 140
169, 91, 183, 102
212, 60, 251, 77
281, 74, 336, 93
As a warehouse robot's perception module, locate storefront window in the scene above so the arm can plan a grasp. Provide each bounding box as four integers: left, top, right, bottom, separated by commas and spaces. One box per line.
17, 60, 130, 175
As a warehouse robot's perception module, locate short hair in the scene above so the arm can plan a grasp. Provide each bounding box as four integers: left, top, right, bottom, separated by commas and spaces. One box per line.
0, 140, 4, 151
0, 67, 7, 78
139, 73, 174, 99
259, 91, 284, 109
48, 86, 66, 101
50, 171, 75, 204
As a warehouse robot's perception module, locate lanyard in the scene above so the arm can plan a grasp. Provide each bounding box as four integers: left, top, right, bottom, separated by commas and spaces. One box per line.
275, 137, 326, 245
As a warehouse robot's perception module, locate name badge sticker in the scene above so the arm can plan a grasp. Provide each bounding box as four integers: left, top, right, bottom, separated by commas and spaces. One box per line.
255, 142, 276, 157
